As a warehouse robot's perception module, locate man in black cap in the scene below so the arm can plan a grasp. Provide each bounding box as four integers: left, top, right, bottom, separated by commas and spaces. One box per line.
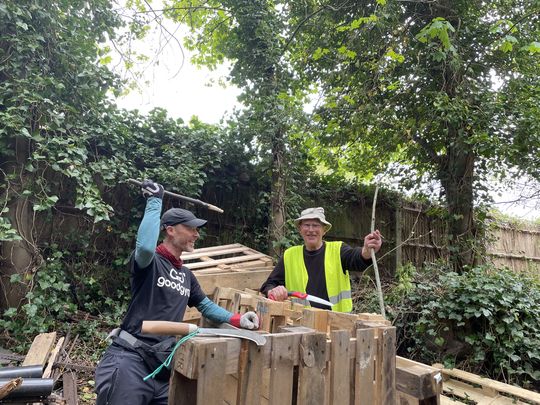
95, 180, 259, 405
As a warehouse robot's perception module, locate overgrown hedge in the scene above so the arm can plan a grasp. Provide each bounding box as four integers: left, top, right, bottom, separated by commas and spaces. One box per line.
389, 263, 540, 390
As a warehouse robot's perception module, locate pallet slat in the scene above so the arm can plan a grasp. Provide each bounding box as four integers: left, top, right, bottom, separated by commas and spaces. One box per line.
435, 365, 540, 404
330, 330, 351, 405
443, 379, 529, 405
22, 332, 57, 368
268, 334, 295, 405
182, 243, 273, 271
297, 332, 327, 404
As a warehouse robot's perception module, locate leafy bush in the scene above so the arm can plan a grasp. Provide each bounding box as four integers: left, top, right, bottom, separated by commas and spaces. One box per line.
0, 250, 128, 354
390, 264, 540, 389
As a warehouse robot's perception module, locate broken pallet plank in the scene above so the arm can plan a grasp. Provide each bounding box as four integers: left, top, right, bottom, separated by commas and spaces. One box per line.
43, 337, 65, 378
436, 365, 540, 404
396, 356, 442, 400
22, 332, 57, 368
0, 377, 23, 400
355, 328, 376, 405
330, 330, 351, 405
236, 341, 263, 405
296, 332, 327, 405
63, 371, 78, 405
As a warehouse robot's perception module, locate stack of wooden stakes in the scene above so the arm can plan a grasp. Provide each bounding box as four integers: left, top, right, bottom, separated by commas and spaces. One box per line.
169, 287, 399, 405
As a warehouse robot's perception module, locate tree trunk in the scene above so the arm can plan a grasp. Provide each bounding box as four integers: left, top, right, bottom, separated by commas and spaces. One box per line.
0, 136, 38, 311
439, 139, 476, 272
269, 127, 286, 257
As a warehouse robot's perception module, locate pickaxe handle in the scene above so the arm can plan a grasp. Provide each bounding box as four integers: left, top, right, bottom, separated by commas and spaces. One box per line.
128, 178, 224, 213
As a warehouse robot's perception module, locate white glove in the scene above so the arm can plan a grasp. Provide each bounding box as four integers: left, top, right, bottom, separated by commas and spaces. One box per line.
240, 311, 259, 330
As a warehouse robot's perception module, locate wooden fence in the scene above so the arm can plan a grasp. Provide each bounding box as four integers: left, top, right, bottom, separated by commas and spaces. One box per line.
326, 202, 540, 276
200, 184, 539, 276
486, 223, 540, 273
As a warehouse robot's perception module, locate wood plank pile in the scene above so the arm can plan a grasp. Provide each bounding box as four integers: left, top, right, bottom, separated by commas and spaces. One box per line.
170, 322, 396, 404
181, 244, 274, 297
178, 287, 540, 404
182, 243, 274, 273
0, 332, 87, 404
169, 286, 445, 405
435, 365, 540, 405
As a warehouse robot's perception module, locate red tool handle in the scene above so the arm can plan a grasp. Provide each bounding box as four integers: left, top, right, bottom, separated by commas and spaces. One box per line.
288, 291, 308, 300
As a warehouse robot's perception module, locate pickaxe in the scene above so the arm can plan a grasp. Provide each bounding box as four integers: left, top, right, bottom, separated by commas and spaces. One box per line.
128, 178, 224, 213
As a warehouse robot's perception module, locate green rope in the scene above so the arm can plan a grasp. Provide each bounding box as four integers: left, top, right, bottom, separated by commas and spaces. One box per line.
143, 330, 200, 381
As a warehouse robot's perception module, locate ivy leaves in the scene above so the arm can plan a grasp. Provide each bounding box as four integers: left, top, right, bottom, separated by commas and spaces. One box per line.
395, 265, 540, 387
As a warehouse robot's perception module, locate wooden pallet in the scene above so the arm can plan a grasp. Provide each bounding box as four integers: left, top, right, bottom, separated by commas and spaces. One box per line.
179, 244, 274, 300
179, 287, 445, 405
209, 286, 391, 333
434, 365, 540, 405
182, 243, 274, 273
169, 323, 397, 405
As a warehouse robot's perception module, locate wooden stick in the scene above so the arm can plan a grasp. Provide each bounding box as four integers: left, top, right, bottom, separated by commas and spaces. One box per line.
370, 186, 386, 318
0, 377, 22, 400
128, 178, 224, 213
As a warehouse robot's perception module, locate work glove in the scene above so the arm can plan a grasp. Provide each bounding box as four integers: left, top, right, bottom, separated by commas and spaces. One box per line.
268, 285, 288, 301
141, 179, 164, 199
229, 311, 259, 330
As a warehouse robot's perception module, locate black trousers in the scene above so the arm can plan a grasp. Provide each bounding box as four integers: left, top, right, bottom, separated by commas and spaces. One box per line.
95, 343, 169, 405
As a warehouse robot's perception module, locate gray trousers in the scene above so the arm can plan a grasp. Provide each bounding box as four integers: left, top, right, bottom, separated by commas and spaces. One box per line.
95, 343, 169, 405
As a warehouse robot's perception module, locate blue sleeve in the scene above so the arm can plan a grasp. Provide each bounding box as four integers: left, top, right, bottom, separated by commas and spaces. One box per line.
134, 197, 162, 268
196, 297, 234, 324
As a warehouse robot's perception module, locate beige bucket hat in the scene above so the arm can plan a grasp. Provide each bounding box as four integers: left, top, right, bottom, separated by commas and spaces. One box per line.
294, 207, 332, 231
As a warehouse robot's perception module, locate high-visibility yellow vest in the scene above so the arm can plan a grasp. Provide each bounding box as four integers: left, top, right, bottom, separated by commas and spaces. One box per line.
283, 241, 352, 312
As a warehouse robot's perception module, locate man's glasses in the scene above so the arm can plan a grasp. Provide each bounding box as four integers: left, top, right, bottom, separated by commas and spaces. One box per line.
301, 223, 322, 230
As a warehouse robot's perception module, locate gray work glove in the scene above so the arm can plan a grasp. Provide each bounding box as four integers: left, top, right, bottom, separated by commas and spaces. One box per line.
229, 311, 259, 330
240, 311, 259, 330
141, 179, 164, 199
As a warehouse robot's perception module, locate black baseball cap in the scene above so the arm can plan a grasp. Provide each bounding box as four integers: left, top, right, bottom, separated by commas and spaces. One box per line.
160, 208, 207, 229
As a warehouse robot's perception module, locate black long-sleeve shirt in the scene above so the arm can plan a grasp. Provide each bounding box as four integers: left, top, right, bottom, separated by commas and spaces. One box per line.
260, 242, 371, 308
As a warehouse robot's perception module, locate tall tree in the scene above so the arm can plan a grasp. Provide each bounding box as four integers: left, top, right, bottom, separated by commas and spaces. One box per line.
286, 0, 540, 271
163, 0, 310, 256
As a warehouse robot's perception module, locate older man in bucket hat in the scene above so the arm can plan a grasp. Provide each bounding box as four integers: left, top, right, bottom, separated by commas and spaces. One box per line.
260, 207, 382, 312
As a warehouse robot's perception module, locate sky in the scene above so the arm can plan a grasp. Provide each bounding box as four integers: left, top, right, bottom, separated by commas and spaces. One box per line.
113, 10, 241, 124
112, 13, 539, 222
116, 58, 241, 124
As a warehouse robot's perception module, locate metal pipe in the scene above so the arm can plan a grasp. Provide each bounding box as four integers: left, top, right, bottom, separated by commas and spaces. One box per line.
128, 179, 224, 213
0, 365, 43, 379
0, 378, 53, 399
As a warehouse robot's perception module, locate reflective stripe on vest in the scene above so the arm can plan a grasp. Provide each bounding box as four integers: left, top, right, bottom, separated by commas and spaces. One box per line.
283, 241, 352, 312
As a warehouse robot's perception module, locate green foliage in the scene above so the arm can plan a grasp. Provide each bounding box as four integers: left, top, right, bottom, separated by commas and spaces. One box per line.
0, 0, 125, 231
119, 110, 223, 198
163, 0, 315, 254
0, 208, 21, 241
0, 0, 235, 351
0, 247, 130, 353
285, 0, 540, 270
390, 264, 540, 389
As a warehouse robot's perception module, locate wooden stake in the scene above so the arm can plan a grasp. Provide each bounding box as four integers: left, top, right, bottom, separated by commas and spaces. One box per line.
370, 185, 386, 318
